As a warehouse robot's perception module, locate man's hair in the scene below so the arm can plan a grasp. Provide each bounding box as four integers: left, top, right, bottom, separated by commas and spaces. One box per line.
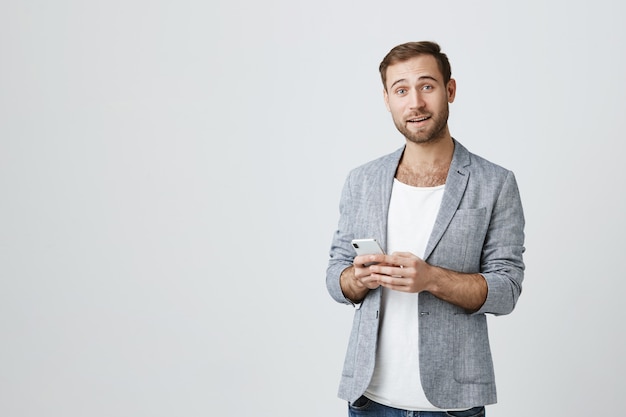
379, 41, 452, 90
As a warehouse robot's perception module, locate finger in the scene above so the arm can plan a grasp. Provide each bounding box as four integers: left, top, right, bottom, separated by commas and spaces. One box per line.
370, 264, 405, 278
376, 275, 408, 290
359, 276, 382, 289
354, 254, 383, 268
390, 252, 421, 264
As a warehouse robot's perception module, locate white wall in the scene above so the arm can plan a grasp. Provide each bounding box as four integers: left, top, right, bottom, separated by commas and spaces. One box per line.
1, 0, 624, 416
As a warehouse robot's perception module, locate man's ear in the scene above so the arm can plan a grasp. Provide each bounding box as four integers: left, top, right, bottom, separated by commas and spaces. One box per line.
447, 78, 457, 103
383, 88, 390, 111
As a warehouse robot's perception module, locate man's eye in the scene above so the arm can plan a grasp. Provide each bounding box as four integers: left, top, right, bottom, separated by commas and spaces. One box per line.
422, 85, 433, 91
396, 88, 407, 95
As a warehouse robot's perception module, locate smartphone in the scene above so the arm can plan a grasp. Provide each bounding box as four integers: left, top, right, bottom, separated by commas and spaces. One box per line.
351, 238, 385, 266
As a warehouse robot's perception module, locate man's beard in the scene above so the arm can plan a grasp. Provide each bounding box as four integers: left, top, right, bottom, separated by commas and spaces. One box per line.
394, 105, 449, 145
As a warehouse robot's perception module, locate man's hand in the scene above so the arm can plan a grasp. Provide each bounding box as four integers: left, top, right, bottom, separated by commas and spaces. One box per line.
367, 252, 432, 293
365, 252, 488, 312
339, 254, 389, 304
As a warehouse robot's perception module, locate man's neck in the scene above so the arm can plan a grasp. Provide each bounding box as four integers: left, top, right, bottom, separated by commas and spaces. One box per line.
401, 135, 454, 167
395, 136, 454, 187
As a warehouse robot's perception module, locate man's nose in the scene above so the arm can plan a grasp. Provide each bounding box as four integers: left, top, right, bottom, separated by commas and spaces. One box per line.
408, 89, 424, 109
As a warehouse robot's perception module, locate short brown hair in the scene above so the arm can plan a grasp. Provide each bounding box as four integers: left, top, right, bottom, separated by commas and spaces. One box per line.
379, 41, 452, 90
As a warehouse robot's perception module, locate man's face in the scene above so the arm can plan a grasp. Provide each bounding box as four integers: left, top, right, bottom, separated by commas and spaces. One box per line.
383, 55, 456, 145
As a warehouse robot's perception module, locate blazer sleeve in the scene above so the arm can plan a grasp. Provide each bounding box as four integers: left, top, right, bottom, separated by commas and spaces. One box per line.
474, 170, 525, 316
326, 171, 358, 306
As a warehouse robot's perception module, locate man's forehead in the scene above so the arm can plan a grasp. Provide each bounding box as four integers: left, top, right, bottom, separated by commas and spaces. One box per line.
386, 55, 441, 80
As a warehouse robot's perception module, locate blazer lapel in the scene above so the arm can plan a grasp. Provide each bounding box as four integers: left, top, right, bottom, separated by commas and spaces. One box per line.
423, 140, 470, 261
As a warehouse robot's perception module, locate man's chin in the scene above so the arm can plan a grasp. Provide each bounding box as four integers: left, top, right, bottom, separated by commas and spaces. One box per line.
402, 130, 434, 143
404, 132, 447, 145
406, 136, 435, 145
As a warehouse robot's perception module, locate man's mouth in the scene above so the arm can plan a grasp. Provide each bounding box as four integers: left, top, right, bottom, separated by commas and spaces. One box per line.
407, 115, 430, 123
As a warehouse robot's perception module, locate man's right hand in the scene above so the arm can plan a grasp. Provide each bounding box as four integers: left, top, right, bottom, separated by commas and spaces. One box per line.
340, 256, 385, 304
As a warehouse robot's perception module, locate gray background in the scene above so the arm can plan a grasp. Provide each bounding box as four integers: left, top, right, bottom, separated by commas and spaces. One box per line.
1, 0, 624, 416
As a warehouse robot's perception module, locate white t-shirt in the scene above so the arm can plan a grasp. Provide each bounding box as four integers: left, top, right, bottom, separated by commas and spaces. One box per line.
365, 179, 445, 411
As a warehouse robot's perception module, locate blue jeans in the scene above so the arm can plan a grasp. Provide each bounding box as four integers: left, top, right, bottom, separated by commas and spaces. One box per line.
348, 396, 485, 417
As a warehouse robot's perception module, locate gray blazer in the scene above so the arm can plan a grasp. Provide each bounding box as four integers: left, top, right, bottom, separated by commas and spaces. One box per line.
326, 140, 525, 409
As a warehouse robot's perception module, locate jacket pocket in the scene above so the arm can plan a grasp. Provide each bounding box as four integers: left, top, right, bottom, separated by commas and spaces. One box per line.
452, 313, 494, 384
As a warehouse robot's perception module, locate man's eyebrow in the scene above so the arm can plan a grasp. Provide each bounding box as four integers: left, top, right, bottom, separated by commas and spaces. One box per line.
389, 78, 408, 89
389, 75, 439, 89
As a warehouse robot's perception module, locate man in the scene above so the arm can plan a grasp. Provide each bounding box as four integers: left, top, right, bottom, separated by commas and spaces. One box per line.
326, 41, 525, 417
